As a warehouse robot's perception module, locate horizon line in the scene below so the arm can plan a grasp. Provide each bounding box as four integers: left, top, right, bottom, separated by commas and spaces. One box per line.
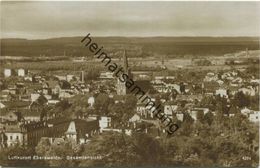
1, 35, 260, 41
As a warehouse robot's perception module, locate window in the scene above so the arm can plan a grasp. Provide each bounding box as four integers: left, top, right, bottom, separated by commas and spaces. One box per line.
16, 136, 19, 140
10, 135, 12, 140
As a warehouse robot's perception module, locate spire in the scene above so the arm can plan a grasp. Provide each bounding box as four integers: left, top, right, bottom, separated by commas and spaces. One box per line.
65, 121, 77, 134
123, 50, 128, 72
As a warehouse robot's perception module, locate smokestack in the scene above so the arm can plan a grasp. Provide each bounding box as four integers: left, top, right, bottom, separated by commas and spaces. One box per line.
81, 71, 84, 82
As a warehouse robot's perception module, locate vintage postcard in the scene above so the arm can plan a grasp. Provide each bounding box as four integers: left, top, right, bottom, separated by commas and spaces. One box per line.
0, 1, 259, 167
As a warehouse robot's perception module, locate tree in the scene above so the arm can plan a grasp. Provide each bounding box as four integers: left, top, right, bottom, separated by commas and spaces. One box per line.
200, 96, 216, 110
35, 138, 51, 156
124, 95, 137, 111
195, 59, 212, 66
36, 94, 48, 106
35, 139, 77, 167
79, 132, 140, 167
203, 111, 214, 125
229, 105, 239, 115
0, 144, 38, 166
131, 132, 163, 165
94, 93, 111, 114
49, 99, 71, 117
197, 110, 204, 123
84, 69, 100, 81
179, 112, 194, 136
234, 91, 250, 108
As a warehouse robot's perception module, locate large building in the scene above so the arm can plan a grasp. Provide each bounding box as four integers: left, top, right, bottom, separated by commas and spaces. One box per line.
0, 118, 99, 147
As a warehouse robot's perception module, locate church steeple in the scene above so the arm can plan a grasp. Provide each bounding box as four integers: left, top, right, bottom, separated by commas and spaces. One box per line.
116, 49, 131, 95
123, 50, 129, 73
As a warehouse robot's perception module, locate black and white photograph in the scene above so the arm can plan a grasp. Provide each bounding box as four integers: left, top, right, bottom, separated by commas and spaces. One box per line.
0, 1, 259, 167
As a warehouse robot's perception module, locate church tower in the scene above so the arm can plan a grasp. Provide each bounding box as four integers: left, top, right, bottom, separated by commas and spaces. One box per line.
117, 50, 131, 95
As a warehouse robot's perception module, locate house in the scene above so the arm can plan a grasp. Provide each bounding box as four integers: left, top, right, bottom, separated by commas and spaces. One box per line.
216, 80, 224, 85
164, 104, 178, 116
21, 109, 41, 122
24, 76, 33, 82
129, 114, 141, 123
241, 107, 251, 116
152, 82, 181, 94
4, 69, 12, 78
204, 72, 218, 82
0, 102, 6, 109
1, 118, 99, 147
249, 112, 259, 123
18, 68, 27, 77
203, 82, 219, 95
189, 110, 198, 121
66, 75, 75, 82
47, 99, 60, 105
1, 124, 25, 147
2, 101, 31, 111
64, 119, 99, 143
65, 121, 77, 142
99, 116, 112, 132
136, 102, 157, 119
129, 114, 141, 129
239, 86, 256, 96
31, 93, 40, 102
216, 88, 228, 97
55, 75, 67, 81
152, 83, 167, 93
88, 96, 95, 107
99, 71, 114, 79
176, 113, 184, 121
136, 103, 147, 117
6, 88, 17, 95
0, 111, 18, 122
0, 90, 11, 101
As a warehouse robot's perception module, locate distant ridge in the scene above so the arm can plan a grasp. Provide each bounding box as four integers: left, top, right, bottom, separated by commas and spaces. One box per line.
1, 36, 259, 57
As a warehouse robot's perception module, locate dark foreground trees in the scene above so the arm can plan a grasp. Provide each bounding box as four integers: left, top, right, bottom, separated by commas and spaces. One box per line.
79, 132, 163, 167
1, 114, 258, 167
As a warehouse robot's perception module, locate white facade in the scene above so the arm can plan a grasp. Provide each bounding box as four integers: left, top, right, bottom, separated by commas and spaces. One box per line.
190, 110, 198, 121
88, 97, 95, 107
4, 69, 11, 77
66, 75, 74, 82
31, 93, 40, 102
18, 69, 25, 77
0, 102, 6, 109
59, 90, 73, 99
5, 132, 23, 147
129, 114, 141, 122
24, 116, 41, 122
249, 112, 259, 123
176, 113, 184, 121
241, 107, 251, 116
65, 121, 77, 142
239, 87, 256, 96
99, 116, 111, 130
216, 89, 228, 97
164, 105, 178, 116
100, 72, 114, 79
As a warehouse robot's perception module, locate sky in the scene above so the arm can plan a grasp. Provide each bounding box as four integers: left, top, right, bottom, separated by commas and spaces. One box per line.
1, 1, 260, 39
